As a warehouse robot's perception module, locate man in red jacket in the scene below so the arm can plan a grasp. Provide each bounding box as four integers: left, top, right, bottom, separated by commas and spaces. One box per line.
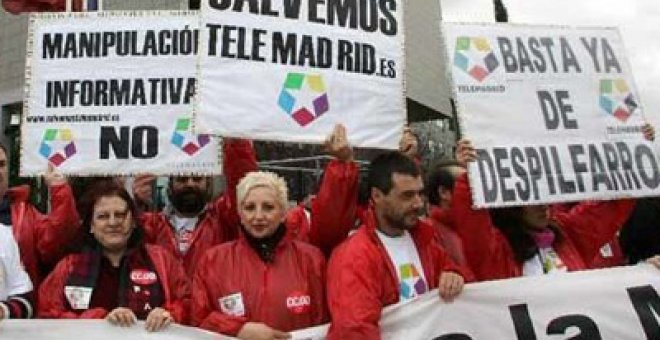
137, 139, 257, 276
327, 151, 468, 340
0, 143, 80, 295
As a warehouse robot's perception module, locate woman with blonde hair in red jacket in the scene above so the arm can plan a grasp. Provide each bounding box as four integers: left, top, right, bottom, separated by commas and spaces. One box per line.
38, 180, 189, 332
192, 171, 326, 339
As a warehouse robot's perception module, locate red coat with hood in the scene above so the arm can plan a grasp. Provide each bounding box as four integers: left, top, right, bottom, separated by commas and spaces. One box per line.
140, 139, 257, 276
191, 233, 327, 336
37, 244, 190, 323
326, 210, 471, 340
7, 183, 80, 291
285, 159, 359, 256
451, 173, 635, 281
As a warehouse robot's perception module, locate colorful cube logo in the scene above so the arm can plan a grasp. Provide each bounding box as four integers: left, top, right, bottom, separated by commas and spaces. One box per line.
278, 73, 330, 127
599, 79, 638, 122
39, 128, 76, 166
453, 36, 500, 82
171, 117, 210, 156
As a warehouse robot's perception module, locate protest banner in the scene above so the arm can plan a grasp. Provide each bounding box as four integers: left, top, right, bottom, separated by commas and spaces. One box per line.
22, 11, 220, 176
289, 265, 660, 339
195, 0, 406, 149
0, 320, 225, 339
442, 23, 659, 207
2, 266, 657, 339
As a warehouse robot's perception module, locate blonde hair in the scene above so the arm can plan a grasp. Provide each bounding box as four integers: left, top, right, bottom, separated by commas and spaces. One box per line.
236, 171, 289, 209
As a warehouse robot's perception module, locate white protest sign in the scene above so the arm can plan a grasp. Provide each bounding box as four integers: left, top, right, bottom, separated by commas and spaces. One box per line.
290, 265, 660, 339
22, 11, 220, 176
0, 320, 226, 339
195, 1, 405, 149
442, 23, 659, 207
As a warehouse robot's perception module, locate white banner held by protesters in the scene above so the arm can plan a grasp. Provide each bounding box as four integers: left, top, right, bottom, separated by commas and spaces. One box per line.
22, 11, 220, 176
289, 265, 660, 339
195, 1, 405, 149
0, 320, 227, 339
442, 23, 659, 207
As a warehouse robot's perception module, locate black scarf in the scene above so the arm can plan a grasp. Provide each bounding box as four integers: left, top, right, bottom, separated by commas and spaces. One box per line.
65, 244, 164, 319
243, 223, 286, 263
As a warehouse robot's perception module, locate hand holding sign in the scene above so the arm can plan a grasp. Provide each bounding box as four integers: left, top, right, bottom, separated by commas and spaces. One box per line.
237, 322, 291, 340
399, 126, 419, 160
438, 271, 464, 303
43, 162, 67, 187
455, 139, 477, 168
106, 307, 137, 327
144, 307, 173, 332
324, 124, 353, 162
642, 123, 655, 142
132, 174, 157, 208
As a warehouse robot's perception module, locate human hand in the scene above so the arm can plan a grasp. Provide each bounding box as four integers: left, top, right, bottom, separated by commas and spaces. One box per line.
144, 307, 173, 332
106, 307, 137, 327
455, 139, 477, 167
399, 126, 419, 159
647, 255, 660, 269
438, 271, 464, 302
43, 162, 67, 187
324, 124, 353, 162
237, 322, 291, 340
133, 174, 156, 206
642, 123, 655, 142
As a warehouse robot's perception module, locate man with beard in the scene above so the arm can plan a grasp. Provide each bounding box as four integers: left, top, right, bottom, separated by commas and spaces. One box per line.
139, 139, 257, 277
326, 151, 470, 340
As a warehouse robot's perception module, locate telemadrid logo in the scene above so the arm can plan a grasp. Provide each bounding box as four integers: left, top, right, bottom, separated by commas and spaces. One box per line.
39, 128, 76, 166
277, 72, 330, 127
170, 117, 210, 156
453, 36, 500, 82
599, 79, 638, 122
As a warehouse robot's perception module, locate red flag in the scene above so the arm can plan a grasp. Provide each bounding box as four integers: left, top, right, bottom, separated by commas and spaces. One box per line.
2, 0, 82, 14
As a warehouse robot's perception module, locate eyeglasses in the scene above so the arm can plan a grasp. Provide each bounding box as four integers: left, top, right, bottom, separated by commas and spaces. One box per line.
93, 209, 130, 224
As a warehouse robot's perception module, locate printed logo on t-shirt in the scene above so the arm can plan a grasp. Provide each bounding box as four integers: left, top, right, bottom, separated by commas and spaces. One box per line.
178, 230, 194, 254
542, 248, 567, 273
286, 291, 311, 314
130, 269, 157, 285
399, 263, 427, 300
219, 292, 245, 317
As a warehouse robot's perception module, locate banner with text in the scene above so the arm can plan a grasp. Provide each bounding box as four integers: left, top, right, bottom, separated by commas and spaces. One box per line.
195, 0, 405, 149
22, 11, 220, 176
442, 23, 659, 207
289, 265, 660, 339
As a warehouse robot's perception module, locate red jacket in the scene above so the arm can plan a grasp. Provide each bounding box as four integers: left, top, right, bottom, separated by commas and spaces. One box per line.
326, 210, 469, 340
285, 159, 359, 256
549, 204, 625, 269
451, 173, 635, 281
38, 245, 190, 323
8, 183, 80, 290
140, 139, 257, 276
425, 206, 471, 271
191, 236, 327, 336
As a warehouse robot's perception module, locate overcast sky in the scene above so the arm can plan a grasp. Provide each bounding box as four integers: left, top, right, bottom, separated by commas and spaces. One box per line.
440, 0, 660, 127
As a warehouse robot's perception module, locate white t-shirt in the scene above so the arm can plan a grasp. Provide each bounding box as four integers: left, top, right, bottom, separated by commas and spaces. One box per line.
0, 225, 33, 301
376, 230, 428, 301
522, 246, 568, 276
170, 215, 199, 254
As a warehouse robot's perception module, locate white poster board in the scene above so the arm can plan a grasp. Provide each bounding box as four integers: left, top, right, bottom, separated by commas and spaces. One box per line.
443, 23, 659, 207
290, 265, 660, 339
22, 11, 221, 176
195, 1, 406, 149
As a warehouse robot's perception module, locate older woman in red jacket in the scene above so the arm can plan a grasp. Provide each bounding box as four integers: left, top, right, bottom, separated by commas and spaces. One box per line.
192, 171, 327, 339
38, 180, 189, 331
